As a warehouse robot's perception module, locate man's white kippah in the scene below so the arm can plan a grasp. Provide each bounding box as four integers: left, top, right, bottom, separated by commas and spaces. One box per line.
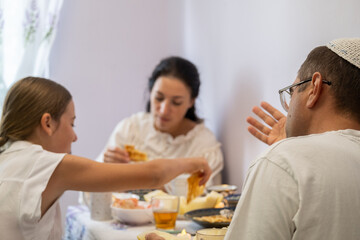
326, 38, 360, 69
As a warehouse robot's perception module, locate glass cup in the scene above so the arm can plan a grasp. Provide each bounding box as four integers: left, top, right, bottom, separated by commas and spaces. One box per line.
195, 228, 228, 240
87, 192, 112, 221
151, 195, 179, 230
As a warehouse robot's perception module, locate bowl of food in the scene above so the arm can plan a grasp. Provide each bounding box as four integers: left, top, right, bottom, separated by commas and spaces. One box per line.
184, 207, 235, 228
111, 197, 153, 225
224, 194, 241, 207
113, 192, 139, 200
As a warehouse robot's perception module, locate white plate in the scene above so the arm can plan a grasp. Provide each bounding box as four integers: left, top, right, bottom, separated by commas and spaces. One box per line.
207, 184, 237, 192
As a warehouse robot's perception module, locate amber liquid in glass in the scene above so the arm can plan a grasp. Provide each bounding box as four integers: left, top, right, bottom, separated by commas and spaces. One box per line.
153, 211, 178, 230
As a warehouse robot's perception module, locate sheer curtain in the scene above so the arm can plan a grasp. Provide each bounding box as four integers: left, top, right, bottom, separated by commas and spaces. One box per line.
0, 0, 63, 109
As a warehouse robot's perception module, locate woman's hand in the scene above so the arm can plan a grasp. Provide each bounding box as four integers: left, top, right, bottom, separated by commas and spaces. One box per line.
246, 101, 286, 145
103, 146, 130, 163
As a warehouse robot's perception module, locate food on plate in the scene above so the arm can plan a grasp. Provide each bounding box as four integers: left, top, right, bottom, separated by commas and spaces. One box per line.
112, 198, 150, 209
180, 191, 223, 215
187, 173, 205, 203
194, 214, 232, 223
194, 208, 234, 223
214, 201, 225, 208
143, 189, 168, 202
143, 189, 223, 215
137, 230, 178, 240
112, 192, 139, 202
124, 144, 148, 162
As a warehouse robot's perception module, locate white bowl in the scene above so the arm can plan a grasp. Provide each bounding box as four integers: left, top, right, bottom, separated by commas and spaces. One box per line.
111, 201, 153, 225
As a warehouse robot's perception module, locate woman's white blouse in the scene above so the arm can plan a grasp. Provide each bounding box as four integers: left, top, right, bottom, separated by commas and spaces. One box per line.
96, 112, 224, 195
0, 141, 65, 240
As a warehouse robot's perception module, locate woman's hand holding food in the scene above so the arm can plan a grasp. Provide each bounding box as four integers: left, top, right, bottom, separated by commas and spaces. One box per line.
103, 146, 130, 163
246, 101, 287, 145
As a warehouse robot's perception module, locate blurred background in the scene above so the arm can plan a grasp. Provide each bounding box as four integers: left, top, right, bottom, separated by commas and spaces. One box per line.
1, 0, 359, 226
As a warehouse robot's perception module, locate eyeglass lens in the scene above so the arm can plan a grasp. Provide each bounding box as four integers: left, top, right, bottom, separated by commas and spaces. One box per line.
280, 91, 291, 111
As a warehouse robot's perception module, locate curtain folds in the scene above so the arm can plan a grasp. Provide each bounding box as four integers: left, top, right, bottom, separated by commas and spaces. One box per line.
0, 0, 63, 109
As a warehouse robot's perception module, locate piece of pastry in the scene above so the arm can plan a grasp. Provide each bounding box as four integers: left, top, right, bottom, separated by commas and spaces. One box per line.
124, 144, 148, 162
187, 173, 205, 203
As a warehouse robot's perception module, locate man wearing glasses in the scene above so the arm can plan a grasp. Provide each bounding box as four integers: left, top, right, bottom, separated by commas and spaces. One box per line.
146, 38, 360, 240
224, 38, 360, 240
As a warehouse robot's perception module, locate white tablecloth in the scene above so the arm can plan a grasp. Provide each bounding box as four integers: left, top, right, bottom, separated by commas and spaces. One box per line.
63, 205, 202, 240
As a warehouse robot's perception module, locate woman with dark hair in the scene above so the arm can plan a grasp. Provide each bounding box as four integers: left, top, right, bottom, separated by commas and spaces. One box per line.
97, 56, 223, 195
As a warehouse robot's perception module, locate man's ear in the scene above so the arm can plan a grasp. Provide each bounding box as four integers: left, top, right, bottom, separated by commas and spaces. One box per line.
40, 113, 55, 136
306, 72, 323, 109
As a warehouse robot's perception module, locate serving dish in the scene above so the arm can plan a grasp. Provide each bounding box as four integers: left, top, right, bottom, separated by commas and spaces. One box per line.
184, 207, 235, 228
111, 201, 153, 225
224, 194, 241, 207
207, 184, 237, 193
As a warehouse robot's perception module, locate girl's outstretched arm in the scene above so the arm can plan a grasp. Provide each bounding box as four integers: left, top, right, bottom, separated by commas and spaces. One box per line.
41, 155, 211, 216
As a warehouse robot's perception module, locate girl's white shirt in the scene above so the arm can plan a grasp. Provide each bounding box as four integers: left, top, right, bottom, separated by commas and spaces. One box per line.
0, 141, 65, 240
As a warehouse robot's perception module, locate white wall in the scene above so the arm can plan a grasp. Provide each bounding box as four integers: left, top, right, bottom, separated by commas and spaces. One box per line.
182, 0, 360, 187
49, 0, 360, 227
49, 0, 186, 223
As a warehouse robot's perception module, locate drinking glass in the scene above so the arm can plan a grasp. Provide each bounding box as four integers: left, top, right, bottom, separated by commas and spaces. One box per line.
151, 195, 179, 230
87, 192, 112, 221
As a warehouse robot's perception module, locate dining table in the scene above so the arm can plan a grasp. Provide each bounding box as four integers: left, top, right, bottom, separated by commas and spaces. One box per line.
63, 205, 203, 240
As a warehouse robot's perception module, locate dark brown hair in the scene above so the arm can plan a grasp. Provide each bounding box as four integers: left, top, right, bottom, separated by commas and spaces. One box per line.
146, 56, 202, 122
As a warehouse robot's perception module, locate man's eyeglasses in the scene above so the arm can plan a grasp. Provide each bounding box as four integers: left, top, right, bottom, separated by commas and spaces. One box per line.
278, 78, 332, 112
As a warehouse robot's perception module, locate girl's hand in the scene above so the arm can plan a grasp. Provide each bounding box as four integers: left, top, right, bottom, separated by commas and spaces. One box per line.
186, 157, 212, 186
